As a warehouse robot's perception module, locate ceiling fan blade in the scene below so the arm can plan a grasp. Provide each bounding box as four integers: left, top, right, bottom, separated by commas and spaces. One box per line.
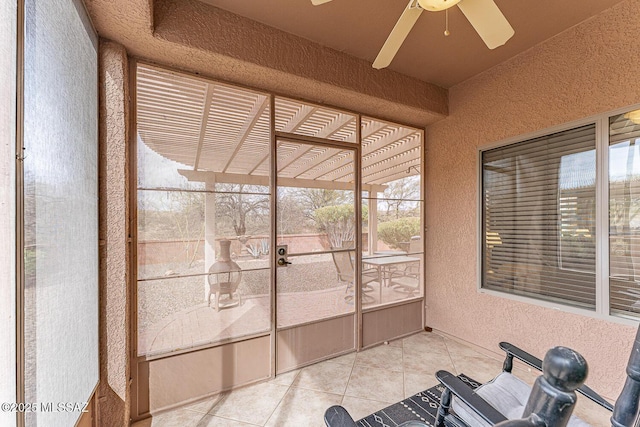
457, 0, 514, 49
311, 0, 333, 5
373, 0, 423, 69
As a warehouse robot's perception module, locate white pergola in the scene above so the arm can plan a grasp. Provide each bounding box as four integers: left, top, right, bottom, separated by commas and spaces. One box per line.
136, 64, 423, 298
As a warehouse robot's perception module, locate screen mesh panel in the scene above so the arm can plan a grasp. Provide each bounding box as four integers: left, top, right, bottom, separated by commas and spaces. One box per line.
0, 1, 17, 425
23, 0, 99, 424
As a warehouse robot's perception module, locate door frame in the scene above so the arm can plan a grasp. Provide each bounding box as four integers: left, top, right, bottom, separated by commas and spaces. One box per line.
272, 129, 363, 375
128, 62, 426, 420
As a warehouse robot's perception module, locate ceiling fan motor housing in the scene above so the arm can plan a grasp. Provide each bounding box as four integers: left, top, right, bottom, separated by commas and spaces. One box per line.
418, 0, 462, 12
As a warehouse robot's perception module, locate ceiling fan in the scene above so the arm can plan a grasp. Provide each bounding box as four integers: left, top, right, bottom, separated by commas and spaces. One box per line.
311, 0, 514, 69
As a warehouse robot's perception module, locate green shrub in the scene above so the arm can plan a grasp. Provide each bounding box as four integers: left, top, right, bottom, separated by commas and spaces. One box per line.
377, 217, 420, 249
313, 204, 368, 248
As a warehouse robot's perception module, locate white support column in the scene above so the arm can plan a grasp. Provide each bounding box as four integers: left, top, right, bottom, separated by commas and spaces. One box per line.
369, 191, 378, 254
204, 178, 217, 302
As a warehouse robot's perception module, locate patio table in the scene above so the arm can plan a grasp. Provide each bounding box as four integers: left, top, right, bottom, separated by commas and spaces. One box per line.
362, 255, 421, 301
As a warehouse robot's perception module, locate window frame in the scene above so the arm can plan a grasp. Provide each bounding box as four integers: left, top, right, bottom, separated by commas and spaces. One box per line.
477, 106, 640, 326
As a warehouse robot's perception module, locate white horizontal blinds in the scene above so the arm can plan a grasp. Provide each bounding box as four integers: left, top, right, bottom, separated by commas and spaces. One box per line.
609, 111, 640, 319
482, 124, 597, 309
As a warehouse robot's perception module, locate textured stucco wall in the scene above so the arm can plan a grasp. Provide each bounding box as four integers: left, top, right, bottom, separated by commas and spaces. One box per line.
425, 0, 640, 399
97, 41, 130, 426
84, 0, 447, 128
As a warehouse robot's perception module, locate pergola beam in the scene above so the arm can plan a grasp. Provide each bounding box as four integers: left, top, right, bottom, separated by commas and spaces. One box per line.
361, 119, 387, 139
308, 158, 353, 182
315, 114, 354, 139
364, 158, 421, 185
277, 144, 314, 172
291, 148, 347, 179
222, 95, 269, 173
283, 104, 316, 132
362, 126, 416, 156
362, 134, 421, 168
193, 83, 216, 170
178, 169, 386, 193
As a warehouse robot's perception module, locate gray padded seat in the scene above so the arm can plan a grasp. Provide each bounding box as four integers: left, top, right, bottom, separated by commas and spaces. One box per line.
451, 372, 591, 427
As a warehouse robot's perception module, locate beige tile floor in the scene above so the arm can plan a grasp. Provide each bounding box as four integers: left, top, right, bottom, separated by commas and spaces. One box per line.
132, 331, 613, 427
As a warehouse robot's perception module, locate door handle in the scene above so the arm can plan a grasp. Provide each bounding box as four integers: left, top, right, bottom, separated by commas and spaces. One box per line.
277, 258, 292, 266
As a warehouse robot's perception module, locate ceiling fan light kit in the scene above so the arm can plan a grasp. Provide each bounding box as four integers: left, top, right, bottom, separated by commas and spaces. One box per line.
311, 0, 514, 70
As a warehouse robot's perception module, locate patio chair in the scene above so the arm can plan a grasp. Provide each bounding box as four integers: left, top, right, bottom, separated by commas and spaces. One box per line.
324, 325, 640, 427
434, 325, 640, 427
331, 249, 377, 304
336, 241, 381, 285
389, 236, 421, 295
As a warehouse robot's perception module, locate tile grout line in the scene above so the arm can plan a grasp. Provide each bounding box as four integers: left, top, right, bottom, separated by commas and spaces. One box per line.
340, 353, 358, 405
401, 338, 407, 399
262, 370, 300, 426
209, 413, 263, 426
442, 338, 460, 376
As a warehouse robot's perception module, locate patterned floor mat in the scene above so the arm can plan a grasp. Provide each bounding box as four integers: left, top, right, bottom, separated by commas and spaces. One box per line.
356, 374, 480, 427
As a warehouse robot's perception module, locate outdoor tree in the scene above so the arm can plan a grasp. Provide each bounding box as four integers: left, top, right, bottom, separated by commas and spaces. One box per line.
379, 176, 420, 221
216, 184, 270, 237
299, 188, 350, 221
167, 191, 205, 268
313, 203, 368, 248
277, 188, 307, 235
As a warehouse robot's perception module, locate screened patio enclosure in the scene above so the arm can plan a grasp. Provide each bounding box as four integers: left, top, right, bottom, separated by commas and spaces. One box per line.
133, 63, 424, 418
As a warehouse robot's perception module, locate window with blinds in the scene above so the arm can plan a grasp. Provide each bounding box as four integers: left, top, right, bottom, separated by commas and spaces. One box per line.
482, 124, 597, 309
609, 111, 640, 318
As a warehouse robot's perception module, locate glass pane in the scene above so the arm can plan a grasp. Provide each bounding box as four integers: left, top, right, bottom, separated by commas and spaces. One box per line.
276, 142, 356, 328
482, 124, 596, 309
23, 0, 99, 424
136, 65, 272, 355
275, 97, 357, 143
0, 1, 16, 423
609, 110, 640, 319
